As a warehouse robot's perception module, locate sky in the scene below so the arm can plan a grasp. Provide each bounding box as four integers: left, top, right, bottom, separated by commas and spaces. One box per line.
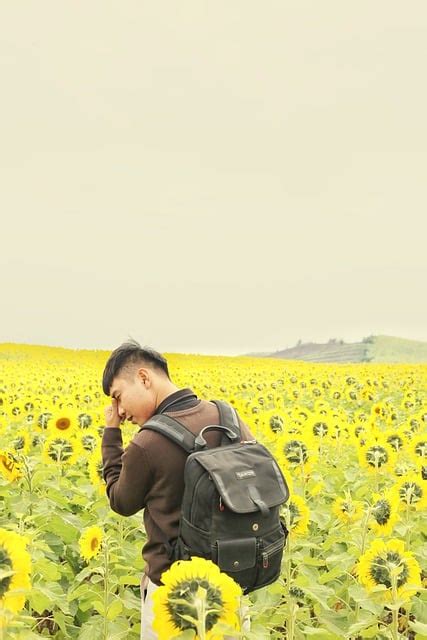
1, 1, 426, 356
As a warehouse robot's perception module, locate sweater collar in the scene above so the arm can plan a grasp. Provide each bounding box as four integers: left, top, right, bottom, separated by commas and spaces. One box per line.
154, 388, 199, 415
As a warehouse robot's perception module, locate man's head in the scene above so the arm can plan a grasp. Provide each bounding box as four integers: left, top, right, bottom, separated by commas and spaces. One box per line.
102, 339, 177, 425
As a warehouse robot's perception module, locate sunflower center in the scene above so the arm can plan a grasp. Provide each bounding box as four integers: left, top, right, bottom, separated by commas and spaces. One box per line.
13, 436, 25, 450
0, 546, 13, 597
82, 435, 96, 451
372, 499, 391, 525
167, 579, 223, 631
47, 439, 73, 462
90, 537, 99, 551
365, 445, 388, 468
369, 552, 409, 589
313, 422, 328, 437
288, 502, 300, 526
387, 435, 403, 451
415, 441, 426, 458
56, 418, 71, 430
399, 481, 423, 505
283, 440, 308, 464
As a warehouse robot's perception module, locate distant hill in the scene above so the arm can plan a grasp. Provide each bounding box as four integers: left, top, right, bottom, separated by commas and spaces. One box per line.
244, 335, 427, 364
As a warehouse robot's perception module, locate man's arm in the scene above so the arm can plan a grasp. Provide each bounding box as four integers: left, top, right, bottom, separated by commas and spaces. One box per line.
101, 427, 153, 516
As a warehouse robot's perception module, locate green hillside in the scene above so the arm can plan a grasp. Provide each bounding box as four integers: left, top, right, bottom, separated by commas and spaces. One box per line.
246, 335, 427, 364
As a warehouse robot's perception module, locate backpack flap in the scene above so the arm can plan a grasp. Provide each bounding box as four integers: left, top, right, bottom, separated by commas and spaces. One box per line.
195, 442, 289, 515
216, 537, 257, 571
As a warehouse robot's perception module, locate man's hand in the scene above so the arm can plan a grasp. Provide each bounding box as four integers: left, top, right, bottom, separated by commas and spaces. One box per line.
104, 398, 123, 428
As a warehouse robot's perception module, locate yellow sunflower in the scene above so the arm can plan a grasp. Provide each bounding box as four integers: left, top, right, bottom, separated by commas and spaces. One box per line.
79, 525, 103, 562
41, 434, 82, 466
358, 435, 397, 475
9, 429, 31, 456
152, 556, 242, 640
0, 528, 31, 624
369, 491, 400, 536
48, 409, 78, 435
332, 494, 364, 525
355, 538, 421, 603
281, 494, 309, 536
392, 472, 427, 512
88, 451, 104, 495
0, 450, 21, 482
276, 432, 318, 477
407, 433, 427, 470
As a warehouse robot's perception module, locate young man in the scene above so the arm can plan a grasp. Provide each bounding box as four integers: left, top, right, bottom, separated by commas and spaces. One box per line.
101, 340, 253, 639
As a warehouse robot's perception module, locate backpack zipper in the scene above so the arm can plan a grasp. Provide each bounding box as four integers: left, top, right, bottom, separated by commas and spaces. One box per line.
189, 473, 213, 522
261, 536, 286, 569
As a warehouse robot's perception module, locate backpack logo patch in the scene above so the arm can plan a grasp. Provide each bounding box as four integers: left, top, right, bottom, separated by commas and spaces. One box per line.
235, 469, 256, 479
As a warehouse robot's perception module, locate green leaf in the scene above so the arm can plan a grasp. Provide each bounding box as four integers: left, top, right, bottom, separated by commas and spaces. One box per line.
346, 614, 378, 636
175, 631, 196, 639
107, 599, 123, 620
409, 620, 427, 634
92, 600, 106, 616
33, 557, 61, 581
302, 584, 334, 610
118, 574, 140, 586
300, 626, 341, 639
412, 598, 427, 625
318, 566, 346, 584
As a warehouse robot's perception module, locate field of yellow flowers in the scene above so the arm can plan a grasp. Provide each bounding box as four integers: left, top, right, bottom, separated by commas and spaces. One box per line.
0, 344, 426, 639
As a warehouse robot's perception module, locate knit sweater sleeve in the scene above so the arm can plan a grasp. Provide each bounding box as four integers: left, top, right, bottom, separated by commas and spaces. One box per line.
101, 427, 153, 517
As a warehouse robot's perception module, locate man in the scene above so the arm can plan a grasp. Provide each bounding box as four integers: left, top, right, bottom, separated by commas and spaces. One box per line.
101, 340, 253, 639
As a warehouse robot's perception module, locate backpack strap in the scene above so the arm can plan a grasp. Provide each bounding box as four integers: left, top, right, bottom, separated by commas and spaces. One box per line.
142, 401, 241, 452
210, 400, 241, 441
142, 415, 196, 453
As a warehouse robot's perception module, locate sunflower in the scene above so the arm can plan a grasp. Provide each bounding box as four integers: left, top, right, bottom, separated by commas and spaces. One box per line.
88, 451, 104, 495
10, 429, 31, 456
0, 449, 21, 482
332, 494, 364, 525
48, 409, 78, 435
281, 494, 309, 536
0, 528, 31, 621
276, 432, 318, 477
392, 472, 427, 512
80, 429, 100, 454
407, 433, 427, 470
355, 538, 421, 603
41, 434, 82, 466
152, 556, 242, 640
369, 491, 400, 536
79, 525, 103, 562
358, 436, 397, 475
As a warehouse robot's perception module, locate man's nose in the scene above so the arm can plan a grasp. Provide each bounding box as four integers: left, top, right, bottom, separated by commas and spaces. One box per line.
118, 405, 126, 418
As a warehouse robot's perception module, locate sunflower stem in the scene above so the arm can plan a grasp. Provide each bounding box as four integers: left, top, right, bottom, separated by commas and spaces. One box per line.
391, 572, 399, 640
405, 502, 411, 549
194, 589, 207, 640
102, 536, 110, 640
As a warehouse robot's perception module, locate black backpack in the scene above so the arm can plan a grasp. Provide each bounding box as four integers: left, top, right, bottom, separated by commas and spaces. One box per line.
143, 400, 290, 594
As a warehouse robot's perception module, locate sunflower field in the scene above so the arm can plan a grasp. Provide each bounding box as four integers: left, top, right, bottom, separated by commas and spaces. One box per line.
0, 343, 426, 639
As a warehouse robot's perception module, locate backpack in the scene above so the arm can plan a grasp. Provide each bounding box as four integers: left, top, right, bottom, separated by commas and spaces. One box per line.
143, 399, 290, 594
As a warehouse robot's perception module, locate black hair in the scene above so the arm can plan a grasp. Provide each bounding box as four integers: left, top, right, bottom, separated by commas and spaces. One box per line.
102, 339, 170, 395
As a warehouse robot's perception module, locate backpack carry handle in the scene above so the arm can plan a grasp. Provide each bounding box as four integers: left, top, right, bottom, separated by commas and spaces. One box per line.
194, 425, 240, 451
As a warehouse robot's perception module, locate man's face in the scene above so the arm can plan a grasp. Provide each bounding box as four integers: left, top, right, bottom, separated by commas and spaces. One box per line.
109, 370, 156, 426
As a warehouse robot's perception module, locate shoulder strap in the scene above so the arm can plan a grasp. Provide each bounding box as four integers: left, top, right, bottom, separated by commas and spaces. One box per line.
210, 400, 241, 440
143, 400, 241, 453
142, 415, 196, 453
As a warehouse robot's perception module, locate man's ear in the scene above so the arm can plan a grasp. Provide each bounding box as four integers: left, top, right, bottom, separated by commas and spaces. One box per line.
137, 367, 150, 386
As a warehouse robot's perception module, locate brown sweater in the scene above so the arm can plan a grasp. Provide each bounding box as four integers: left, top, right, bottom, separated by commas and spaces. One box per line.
101, 388, 254, 585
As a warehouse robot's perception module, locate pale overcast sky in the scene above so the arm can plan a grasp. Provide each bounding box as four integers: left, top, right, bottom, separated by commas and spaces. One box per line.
1, 1, 426, 355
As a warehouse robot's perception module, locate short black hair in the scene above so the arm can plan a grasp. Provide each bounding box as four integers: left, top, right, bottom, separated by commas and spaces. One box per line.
102, 339, 170, 395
